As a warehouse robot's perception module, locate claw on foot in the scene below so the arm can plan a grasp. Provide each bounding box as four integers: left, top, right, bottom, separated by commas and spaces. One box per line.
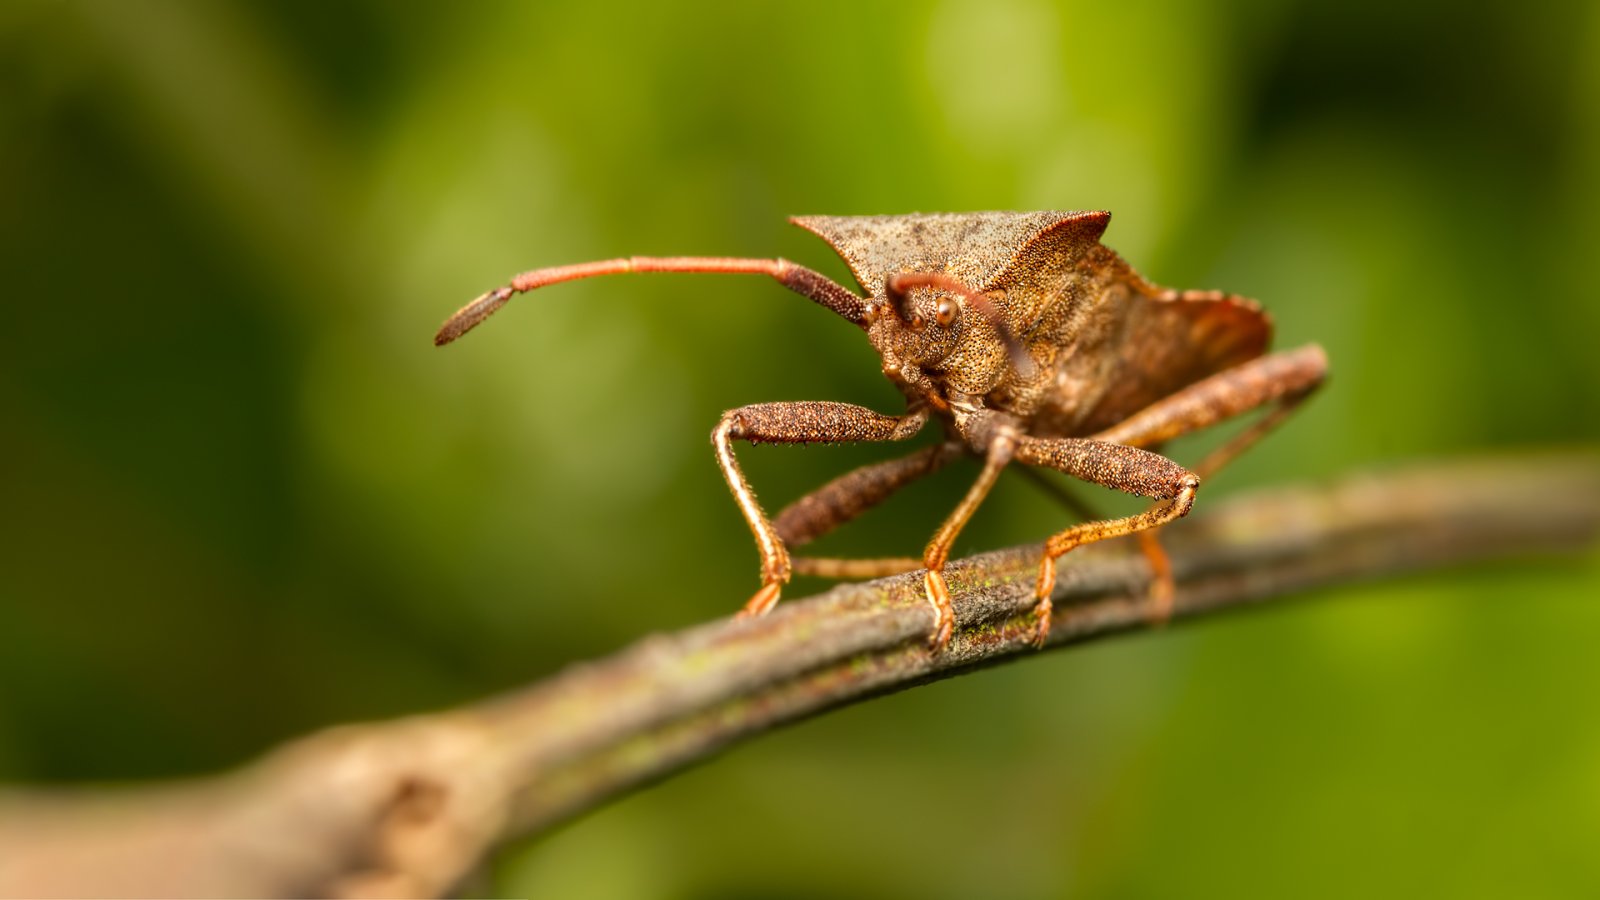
737, 581, 783, 619
923, 569, 954, 653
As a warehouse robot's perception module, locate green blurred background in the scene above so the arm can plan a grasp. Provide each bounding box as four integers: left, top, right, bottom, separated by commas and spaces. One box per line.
3, 1, 1598, 896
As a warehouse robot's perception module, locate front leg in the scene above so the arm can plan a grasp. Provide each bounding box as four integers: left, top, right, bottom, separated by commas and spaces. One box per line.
712, 402, 927, 618
1014, 438, 1200, 646
919, 423, 1020, 652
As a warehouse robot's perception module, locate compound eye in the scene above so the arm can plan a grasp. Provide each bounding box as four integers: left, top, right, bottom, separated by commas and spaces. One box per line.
934, 296, 959, 327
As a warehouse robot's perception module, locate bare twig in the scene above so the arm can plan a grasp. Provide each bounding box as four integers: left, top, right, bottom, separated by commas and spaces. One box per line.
1, 453, 1596, 899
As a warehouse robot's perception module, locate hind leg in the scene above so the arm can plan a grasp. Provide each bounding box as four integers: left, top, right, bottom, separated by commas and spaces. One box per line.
1021, 345, 1328, 643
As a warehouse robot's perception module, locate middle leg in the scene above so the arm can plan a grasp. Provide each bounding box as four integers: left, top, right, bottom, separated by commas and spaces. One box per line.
918, 426, 1019, 652
775, 440, 966, 579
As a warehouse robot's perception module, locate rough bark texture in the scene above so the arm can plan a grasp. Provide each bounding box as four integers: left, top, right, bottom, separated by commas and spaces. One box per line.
1, 453, 1596, 899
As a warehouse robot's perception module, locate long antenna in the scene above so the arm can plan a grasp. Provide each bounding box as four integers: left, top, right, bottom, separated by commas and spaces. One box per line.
436, 257, 868, 346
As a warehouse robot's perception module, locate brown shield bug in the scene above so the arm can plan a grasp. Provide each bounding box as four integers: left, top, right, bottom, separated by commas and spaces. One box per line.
436, 211, 1326, 651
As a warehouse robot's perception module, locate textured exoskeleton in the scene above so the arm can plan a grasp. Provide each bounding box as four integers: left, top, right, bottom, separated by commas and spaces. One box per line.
438, 211, 1326, 650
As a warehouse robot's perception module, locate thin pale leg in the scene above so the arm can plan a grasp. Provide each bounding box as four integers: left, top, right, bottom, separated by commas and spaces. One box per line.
1191, 387, 1319, 480
1016, 438, 1200, 646
1089, 343, 1328, 624
712, 402, 928, 619
919, 429, 1019, 652
774, 441, 965, 580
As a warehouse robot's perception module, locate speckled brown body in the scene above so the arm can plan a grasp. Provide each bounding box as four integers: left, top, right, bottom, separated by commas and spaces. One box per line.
438, 211, 1327, 651
793, 211, 1270, 445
